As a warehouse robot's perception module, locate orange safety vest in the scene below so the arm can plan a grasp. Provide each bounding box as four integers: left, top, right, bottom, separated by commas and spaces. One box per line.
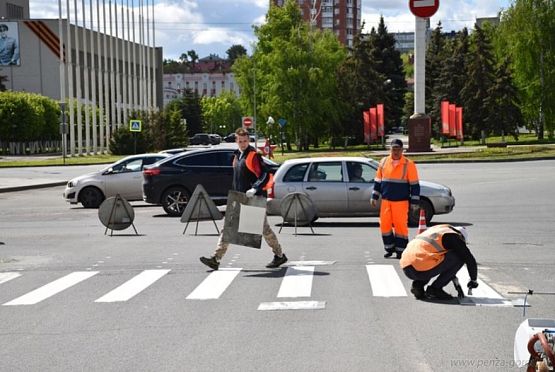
400, 224, 453, 271
245, 151, 274, 191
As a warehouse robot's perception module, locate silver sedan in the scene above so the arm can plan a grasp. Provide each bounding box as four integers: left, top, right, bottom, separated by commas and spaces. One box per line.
267, 156, 455, 226
63, 153, 169, 208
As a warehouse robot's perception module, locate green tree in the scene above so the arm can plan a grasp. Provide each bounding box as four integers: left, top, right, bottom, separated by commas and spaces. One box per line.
166, 88, 204, 135
484, 57, 524, 139
337, 28, 384, 142
425, 22, 448, 120
234, 0, 346, 150
498, 0, 555, 138
461, 25, 497, 139
431, 28, 470, 135
368, 16, 407, 131
201, 91, 242, 134
165, 107, 188, 147
226, 44, 247, 66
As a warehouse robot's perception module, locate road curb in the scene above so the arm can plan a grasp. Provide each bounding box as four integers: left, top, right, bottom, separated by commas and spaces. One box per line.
0, 181, 67, 193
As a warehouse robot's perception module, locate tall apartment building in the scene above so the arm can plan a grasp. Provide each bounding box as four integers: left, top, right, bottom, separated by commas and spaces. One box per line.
271, 0, 361, 48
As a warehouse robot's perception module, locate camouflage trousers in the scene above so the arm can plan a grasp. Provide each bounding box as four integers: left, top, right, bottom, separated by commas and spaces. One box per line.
213, 215, 283, 260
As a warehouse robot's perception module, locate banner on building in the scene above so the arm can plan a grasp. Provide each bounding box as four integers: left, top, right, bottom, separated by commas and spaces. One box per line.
0, 21, 20, 66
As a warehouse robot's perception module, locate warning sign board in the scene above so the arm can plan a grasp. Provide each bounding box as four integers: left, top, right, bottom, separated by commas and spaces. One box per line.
129, 120, 142, 132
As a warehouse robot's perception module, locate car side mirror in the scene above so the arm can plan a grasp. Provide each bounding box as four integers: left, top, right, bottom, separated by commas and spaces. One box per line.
103, 167, 114, 175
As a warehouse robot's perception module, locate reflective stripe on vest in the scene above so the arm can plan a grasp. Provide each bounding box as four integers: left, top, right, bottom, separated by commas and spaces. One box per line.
379, 157, 409, 183
400, 224, 453, 271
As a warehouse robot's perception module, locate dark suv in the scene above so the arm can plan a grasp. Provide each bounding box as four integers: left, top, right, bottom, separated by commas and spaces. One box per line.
142, 148, 279, 216
189, 133, 211, 145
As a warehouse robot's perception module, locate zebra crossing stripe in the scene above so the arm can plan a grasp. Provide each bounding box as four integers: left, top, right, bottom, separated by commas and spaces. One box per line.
3, 271, 99, 306
455, 268, 511, 306
258, 301, 326, 311
277, 266, 315, 298
95, 269, 171, 303
186, 268, 242, 300
366, 265, 407, 297
0, 272, 21, 285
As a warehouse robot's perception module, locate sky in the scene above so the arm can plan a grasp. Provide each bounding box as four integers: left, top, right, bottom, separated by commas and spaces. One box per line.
29, 0, 512, 61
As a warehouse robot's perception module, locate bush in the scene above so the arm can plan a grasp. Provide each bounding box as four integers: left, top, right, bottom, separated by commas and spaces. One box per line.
109, 126, 153, 155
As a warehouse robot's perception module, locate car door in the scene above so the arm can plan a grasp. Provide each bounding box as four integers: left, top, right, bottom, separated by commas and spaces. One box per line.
104, 157, 147, 200
346, 161, 379, 215
302, 161, 347, 215
179, 151, 233, 198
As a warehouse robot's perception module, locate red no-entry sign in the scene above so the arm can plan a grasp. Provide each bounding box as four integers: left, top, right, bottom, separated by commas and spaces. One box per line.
242, 116, 253, 127
409, 0, 439, 18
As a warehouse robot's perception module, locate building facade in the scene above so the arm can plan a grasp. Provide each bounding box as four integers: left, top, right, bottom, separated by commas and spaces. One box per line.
163, 55, 240, 106
271, 0, 361, 48
0, 1, 163, 156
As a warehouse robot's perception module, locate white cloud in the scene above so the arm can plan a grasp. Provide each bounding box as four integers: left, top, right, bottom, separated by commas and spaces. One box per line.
28, 0, 511, 59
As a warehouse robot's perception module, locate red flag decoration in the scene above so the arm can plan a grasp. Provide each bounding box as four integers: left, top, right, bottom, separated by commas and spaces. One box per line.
370, 107, 378, 142
376, 104, 384, 137
448, 104, 457, 137
456, 107, 463, 140
441, 101, 450, 135
363, 110, 371, 144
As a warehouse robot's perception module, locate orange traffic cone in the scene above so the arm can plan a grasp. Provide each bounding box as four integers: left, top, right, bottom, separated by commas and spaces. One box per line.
416, 209, 427, 235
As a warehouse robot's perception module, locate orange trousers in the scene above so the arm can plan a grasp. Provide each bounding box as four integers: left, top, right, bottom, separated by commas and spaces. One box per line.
379, 199, 409, 253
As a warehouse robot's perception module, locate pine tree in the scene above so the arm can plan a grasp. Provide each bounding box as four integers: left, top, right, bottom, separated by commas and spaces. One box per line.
461, 25, 496, 139
368, 16, 407, 131
336, 28, 384, 141
166, 89, 203, 135
431, 28, 469, 135
425, 22, 447, 119
484, 57, 523, 139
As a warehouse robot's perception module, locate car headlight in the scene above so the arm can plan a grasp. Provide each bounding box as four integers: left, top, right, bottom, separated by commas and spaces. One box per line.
68, 180, 77, 187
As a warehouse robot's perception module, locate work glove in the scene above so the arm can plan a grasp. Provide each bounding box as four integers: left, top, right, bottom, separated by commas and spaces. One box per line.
467, 280, 479, 289
245, 188, 257, 198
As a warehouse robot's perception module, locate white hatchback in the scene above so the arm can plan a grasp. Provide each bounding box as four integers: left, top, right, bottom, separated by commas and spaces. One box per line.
63, 153, 169, 208
267, 156, 455, 226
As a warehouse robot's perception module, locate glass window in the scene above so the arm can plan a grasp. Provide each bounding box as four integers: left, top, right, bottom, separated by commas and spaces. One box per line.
178, 152, 221, 166
143, 156, 164, 167
283, 163, 309, 182
308, 162, 343, 182
347, 161, 375, 183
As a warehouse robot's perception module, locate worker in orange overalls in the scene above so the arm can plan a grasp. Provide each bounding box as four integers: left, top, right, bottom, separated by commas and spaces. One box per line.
400, 224, 478, 300
371, 139, 420, 259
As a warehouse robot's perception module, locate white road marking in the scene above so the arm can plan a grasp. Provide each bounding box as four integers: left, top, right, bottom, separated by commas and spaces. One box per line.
3, 271, 98, 306
0, 272, 21, 285
258, 301, 326, 311
366, 265, 407, 297
456, 269, 512, 306
186, 268, 242, 300
277, 266, 315, 298
287, 261, 336, 266
95, 269, 170, 303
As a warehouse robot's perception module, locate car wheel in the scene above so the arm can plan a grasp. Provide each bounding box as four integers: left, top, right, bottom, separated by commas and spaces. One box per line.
161, 186, 190, 216
79, 186, 105, 208
408, 199, 433, 227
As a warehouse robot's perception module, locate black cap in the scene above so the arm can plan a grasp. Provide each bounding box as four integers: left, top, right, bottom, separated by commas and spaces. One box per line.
390, 138, 403, 148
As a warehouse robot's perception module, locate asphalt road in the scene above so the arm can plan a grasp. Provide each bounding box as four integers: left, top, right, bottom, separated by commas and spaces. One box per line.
0, 160, 554, 371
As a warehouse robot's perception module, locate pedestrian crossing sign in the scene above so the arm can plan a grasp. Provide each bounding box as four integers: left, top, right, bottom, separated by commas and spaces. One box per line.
129, 119, 142, 132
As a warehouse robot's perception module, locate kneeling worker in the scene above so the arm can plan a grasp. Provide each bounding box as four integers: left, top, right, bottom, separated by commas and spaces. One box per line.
400, 224, 479, 300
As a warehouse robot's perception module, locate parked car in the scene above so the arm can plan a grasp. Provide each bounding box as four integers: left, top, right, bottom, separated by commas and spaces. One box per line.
223, 133, 256, 143
159, 148, 190, 155
143, 148, 280, 216
63, 153, 170, 208
266, 157, 455, 226
209, 134, 222, 145
189, 133, 211, 145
